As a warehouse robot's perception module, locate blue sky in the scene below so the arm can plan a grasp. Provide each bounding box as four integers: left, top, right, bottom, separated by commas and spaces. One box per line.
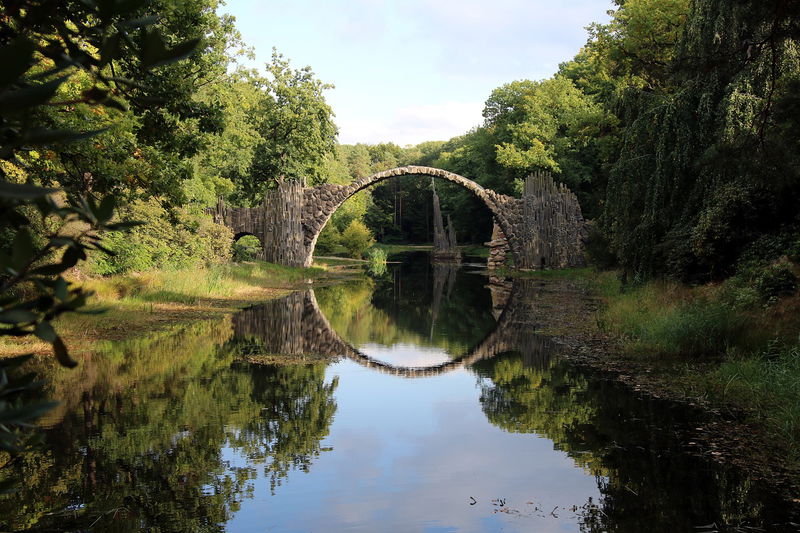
219, 1, 613, 146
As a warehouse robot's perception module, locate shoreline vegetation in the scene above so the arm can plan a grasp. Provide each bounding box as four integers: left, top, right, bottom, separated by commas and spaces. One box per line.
0, 260, 328, 358
510, 267, 800, 470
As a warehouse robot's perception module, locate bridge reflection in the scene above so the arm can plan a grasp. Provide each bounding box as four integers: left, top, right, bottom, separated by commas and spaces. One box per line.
231, 276, 557, 377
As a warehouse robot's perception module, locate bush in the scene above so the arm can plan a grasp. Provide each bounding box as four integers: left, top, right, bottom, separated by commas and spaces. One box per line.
753, 262, 798, 303
315, 222, 342, 255
83, 199, 233, 275
233, 234, 261, 262
340, 220, 375, 259
366, 247, 388, 277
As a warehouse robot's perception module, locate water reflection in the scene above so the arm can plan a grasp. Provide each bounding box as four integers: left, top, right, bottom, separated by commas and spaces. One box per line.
0, 254, 797, 531
474, 353, 793, 531
231, 277, 553, 377
0, 320, 337, 531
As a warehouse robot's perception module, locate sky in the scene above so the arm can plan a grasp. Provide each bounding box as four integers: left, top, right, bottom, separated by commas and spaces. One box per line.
219, 0, 614, 146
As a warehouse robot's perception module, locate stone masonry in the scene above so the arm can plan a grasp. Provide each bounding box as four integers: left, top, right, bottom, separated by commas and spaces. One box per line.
211, 166, 586, 270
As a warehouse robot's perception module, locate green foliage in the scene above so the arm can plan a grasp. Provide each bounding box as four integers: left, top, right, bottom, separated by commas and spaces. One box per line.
84, 199, 232, 275
0, 0, 207, 465
238, 51, 337, 202
602, 0, 800, 280
599, 279, 752, 358
365, 247, 388, 277
752, 262, 798, 303
232, 234, 261, 263
340, 220, 375, 259
315, 222, 342, 256
708, 342, 800, 460
487, 77, 610, 186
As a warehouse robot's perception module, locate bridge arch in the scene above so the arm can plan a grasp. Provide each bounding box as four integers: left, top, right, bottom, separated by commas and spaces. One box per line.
301, 166, 521, 267
231, 279, 553, 378
211, 166, 585, 270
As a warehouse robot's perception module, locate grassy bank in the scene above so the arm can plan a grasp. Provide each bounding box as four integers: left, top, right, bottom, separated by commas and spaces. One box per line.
1, 261, 326, 357
530, 267, 800, 462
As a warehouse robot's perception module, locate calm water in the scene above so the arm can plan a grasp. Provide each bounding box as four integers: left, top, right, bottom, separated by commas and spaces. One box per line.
1, 253, 797, 532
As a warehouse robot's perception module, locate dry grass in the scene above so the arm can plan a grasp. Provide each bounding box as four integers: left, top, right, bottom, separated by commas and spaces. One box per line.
0, 261, 325, 357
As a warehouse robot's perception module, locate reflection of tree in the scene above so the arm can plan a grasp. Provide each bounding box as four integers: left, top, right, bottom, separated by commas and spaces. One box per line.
474, 353, 784, 532
228, 362, 338, 493
0, 319, 337, 531
473, 352, 600, 471
314, 255, 497, 355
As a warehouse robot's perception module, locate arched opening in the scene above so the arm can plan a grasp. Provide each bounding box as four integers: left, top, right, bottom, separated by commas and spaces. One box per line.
304, 167, 516, 266
233, 232, 262, 262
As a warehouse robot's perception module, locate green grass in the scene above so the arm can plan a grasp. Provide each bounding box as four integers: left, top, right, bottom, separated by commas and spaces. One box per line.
577, 269, 800, 462
704, 343, 800, 460
81, 261, 324, 306
597, 279, 754, 358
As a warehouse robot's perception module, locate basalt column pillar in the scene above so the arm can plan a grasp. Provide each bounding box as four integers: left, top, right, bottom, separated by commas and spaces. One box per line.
263, 181, 305, 267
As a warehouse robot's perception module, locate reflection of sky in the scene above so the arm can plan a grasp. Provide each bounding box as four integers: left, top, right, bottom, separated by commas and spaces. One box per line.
224, 360, 602, 532
358, 342, 454, 367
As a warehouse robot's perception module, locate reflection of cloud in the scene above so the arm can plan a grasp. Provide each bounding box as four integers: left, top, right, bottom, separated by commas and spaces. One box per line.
337, 101, 483, 145
227, 361, 603, 532
324, 400, 601, 532
358, 342, 455, 367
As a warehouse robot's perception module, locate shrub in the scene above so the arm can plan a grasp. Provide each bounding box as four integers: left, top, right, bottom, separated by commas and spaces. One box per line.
753, 262, 798, 303
366, 247, 388, 277
233, 234, 261, 262
83, 199, 233, 275
340, 220, 375, 259
315, 223, 342, 255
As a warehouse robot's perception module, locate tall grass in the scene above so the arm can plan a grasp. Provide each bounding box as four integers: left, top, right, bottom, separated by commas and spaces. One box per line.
600, 281, 749, 357
79, 261, 325, 306
709, 343, 800, 459
592, 271, 800, 461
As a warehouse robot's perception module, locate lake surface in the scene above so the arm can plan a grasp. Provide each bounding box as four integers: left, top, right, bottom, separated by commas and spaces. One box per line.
1, 252, 797, 532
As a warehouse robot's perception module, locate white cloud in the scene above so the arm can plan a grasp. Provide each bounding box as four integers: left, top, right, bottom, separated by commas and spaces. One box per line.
338, 100, 484, 145
222, 0, 614, 146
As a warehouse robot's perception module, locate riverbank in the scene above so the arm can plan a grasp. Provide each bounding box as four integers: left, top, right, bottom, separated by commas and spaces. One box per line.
0, 260, 331, 358
505, 268, 800, 502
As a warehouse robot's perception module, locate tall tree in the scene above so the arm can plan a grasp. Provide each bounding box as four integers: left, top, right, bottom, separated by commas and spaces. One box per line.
240, 51, 337, 203
603, 0, 800, 280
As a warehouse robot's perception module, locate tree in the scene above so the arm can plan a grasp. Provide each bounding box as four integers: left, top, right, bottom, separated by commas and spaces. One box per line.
602, 0, 800, 280
0, 0, 201, 463
340, 220, 375, 259
239, 51, 337, 203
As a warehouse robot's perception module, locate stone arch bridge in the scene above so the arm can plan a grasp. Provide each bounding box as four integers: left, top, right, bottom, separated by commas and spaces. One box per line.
231, 278, 556, 378
210, 166, 586, 270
